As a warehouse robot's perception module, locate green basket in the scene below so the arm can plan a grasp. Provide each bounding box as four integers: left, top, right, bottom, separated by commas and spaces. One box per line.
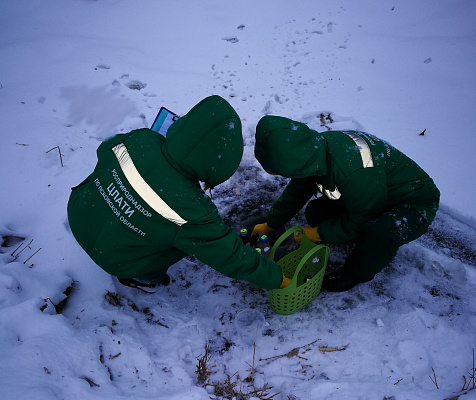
268, 226, 330, 315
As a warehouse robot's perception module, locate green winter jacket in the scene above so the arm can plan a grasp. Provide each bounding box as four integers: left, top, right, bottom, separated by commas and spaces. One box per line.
67, 96, 282, 290
255, 116, 440, 244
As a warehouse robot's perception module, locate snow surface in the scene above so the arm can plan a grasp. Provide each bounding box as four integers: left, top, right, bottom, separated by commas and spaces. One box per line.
1, 1, 476, 399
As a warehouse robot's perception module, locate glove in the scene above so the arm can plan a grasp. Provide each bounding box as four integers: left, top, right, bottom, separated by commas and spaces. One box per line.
294, 227, 321, 243
278, 275, 291, 289
251, 222, 273, 240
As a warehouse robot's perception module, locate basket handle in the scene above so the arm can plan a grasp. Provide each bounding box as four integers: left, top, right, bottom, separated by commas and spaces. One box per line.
290, 243, 330, 287
269, 226, 302, 261
269, 226, 329, 290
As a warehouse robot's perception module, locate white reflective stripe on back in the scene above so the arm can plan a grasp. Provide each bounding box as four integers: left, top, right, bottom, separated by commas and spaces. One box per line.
112, 143, 188, 226
343, 131, 374, 168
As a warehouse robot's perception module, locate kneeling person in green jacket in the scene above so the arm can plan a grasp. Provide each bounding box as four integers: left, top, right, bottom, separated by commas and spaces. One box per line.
67, 96, 288, 292
252, 116, 440, 292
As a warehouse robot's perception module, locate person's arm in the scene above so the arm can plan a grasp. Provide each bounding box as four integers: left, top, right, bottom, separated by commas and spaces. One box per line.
175, 210, 283, 290
266, 177, 316, 229
318, 167, 387, 243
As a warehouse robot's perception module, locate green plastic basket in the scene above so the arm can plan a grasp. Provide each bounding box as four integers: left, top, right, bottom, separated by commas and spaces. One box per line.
268, 226, 330, 315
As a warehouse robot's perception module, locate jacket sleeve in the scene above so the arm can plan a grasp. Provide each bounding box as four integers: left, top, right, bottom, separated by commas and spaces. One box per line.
174, 210, 283, 290
318, 167, 387, 243
266, 177, 317, 229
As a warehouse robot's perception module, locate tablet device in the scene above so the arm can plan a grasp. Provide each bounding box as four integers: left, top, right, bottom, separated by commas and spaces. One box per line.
150, 107, 180, 136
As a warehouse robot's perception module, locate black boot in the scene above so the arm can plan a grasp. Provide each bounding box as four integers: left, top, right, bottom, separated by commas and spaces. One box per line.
118, 275, 170, 293
321, 269, 358, 292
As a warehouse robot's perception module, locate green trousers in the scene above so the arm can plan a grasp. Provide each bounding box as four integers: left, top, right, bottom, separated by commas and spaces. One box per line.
304, 197, 429, 282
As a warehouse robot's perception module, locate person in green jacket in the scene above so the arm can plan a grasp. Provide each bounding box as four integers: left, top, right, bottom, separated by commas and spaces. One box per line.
252, 115, 440, 292
67, 95, 287, 292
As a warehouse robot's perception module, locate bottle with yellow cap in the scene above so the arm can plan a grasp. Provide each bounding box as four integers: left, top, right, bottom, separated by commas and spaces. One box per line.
239, 228, 250, 245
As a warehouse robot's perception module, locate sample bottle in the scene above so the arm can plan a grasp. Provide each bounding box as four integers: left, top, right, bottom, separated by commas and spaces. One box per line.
258, 234, 271, 258
239, 228, 250, 245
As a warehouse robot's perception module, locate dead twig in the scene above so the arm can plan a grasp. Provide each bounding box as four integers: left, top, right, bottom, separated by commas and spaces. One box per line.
259, 340, 348, 363
46, 146, 63, 167
246, 384, 280, 399
208, 373, 241, 398
259, 340, 319, 362
251, 323, 259, 383
83, 376, 100, 387
318, 344, 349, 353
201, 336, 281, 399
430, 367, 439, 389
9, 238, 41, 265
195, 344, 214, 384
319, 113, 334, 130
23, 247, 41, 264
247, 323, 280, 398
461, 348, 476, 391
11, 238, 33, 258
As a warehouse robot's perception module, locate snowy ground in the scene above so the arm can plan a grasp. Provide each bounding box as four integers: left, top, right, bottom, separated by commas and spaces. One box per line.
1, 1, 475, 399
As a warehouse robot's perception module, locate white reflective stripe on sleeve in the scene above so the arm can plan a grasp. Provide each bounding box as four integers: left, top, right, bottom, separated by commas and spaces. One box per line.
317, 183, 342, 200
112, 143, 188, 226
343, 131, 374, 168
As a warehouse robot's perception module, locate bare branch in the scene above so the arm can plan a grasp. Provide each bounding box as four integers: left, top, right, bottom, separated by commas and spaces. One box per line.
429, 367, 439, 389
46, 146, 63, 167
23, 247, 42, 264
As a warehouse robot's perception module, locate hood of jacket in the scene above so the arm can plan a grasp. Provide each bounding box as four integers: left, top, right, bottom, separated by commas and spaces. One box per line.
162, 95, 243, 187
255, 115, 327, 178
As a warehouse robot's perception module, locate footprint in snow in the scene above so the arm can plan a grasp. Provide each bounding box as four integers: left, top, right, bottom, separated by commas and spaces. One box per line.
222, 36, 239, 43
95, 64, 111, 70
125, 80, 147, 90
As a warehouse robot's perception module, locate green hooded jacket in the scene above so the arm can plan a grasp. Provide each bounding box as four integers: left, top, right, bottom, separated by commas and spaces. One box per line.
67, 96, 282, 290
255, 116, 440, 244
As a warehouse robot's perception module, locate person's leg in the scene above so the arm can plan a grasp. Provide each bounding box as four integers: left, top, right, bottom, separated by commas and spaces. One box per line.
322, 205, 429, 292
304, 197, 346, 226
117, 253, 185, 290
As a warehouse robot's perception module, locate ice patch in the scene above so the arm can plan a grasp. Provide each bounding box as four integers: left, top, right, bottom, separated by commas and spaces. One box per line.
418, 255, 468, 284
235, 309, 265, 346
